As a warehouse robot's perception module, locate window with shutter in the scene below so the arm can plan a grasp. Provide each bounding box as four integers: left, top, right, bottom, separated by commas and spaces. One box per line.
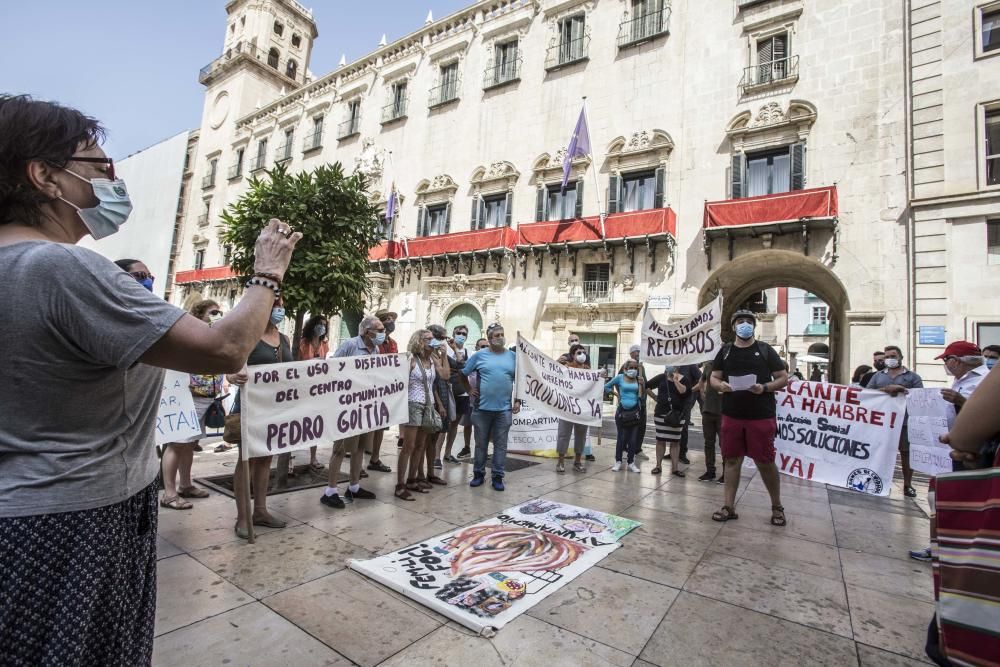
504, 191, 513, 226
620, 170, 656, 212
755, 33, 788, 84
790, 143, 805, 191
471, 195, 481, 230
481, 194, 507, 228
608, 174, 620, 214
545, 183, 578, 221
731, 153, 744, 199
654, 166, 665, 208
745, 148, 792, 197
417, 206, 427, 237
444, 202, 452, 234
535, 188, 545, 222
575, 178, 585, 218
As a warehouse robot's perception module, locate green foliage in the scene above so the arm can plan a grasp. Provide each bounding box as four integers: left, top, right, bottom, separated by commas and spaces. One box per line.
219, 162, 382, 328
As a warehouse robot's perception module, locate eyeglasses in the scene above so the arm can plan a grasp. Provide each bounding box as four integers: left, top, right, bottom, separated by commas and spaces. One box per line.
67, 156, 115, 180
209, 310, 223, 317
942, 356, 957, 362
129, 271, 154, 282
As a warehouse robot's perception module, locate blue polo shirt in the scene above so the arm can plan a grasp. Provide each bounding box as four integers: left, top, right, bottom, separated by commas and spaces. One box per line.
462, 348, 516, 412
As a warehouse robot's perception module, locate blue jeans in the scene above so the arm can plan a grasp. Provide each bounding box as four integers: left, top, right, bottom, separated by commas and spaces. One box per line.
615, 406, 641, 464
472, 409, 512, 478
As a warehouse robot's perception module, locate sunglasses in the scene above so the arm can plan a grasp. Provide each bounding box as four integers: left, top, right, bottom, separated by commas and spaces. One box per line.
129, 271, 154, 282
67, 156, 116, 180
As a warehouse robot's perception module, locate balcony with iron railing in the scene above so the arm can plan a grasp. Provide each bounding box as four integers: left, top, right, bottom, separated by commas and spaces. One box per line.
198, 42, 304, 86
381, 97, 409, 124
275, 143, 294, 164
249, 153, 267, 172
545, 34, 590, 70
429, 79, 461, 108
483, 57, 522, 90
227, 163, 242, 180
201, 174, 216, 190
302, 129, 323, 152
617, 8, 670, 49
740, 55, 799, 94
338, 117, 361, 140
569, 281, 612, 304
805, 323, 830, 336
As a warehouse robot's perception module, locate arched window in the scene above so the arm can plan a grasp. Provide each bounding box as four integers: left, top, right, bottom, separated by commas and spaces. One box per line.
267, 48, 279, 69
273, 21, 284, 36
285, 59, 298, 80
291, 33, 301, 48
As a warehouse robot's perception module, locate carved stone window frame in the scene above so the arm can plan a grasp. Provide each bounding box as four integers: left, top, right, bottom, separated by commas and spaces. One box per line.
470, 161, 520, 197
726, 99, 816, 153
530, 150, 590, 187
605, 129, 674, 176
415, 175, 459, 208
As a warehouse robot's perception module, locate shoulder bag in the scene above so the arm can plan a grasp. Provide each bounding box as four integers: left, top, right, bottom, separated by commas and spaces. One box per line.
417, 358, 443, 434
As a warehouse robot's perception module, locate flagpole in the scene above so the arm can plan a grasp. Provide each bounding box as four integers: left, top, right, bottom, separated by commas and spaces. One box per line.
581, 97, 606, 239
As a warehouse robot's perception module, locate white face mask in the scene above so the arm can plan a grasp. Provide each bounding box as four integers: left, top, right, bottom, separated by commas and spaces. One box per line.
574, 353, 587, 363
885, 358, 900, 369
60, 168, 132, 239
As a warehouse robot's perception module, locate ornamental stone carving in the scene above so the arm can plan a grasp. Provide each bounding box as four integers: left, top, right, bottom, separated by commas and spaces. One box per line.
750, 102, 786, 128
624, 130, 651, 153
354, 139, 386, 183
621, 274, 636, 291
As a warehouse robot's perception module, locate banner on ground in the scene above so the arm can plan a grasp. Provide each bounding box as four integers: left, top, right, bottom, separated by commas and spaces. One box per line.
515, 334, 604, 427
906, 388, 956, 476
350, 499, 640, 635
640, 296, 722, 366
508, 401, 563, 457
240, 354, 409, 459
155, 370, 202, 446
774, 382, 905, 496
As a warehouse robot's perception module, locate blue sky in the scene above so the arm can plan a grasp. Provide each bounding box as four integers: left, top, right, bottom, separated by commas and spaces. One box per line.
1, 0, 472, 159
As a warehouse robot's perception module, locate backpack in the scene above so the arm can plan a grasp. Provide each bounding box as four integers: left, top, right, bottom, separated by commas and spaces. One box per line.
717, 340, 772, 378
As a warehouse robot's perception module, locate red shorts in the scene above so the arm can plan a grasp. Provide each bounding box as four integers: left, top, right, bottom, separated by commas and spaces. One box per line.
720, 416, 777, 464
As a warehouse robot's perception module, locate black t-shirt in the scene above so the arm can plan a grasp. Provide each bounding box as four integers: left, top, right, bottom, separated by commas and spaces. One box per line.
646, 373, 692, 417
712, 341, 784, 419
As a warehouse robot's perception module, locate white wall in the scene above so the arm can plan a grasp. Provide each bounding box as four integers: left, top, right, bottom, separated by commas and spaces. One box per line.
79, 131, 189, 299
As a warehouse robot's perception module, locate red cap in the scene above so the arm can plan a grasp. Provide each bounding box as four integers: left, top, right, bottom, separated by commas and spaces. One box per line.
934, 341, 981, 360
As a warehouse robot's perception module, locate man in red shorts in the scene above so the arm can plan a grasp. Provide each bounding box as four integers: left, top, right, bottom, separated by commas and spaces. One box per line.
709, 310, 790, 526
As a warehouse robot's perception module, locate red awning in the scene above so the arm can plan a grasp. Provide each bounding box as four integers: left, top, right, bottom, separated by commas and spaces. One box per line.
703, 186, 838, 228
174, 266, 238, 284
369, 227, 518, 261
517, 208, 677, 246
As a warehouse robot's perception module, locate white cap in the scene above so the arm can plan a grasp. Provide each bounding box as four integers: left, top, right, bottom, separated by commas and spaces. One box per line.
629, 344, 641, 353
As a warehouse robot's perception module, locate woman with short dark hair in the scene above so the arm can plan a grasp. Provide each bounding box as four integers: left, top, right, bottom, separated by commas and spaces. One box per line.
0, 95, 301, 665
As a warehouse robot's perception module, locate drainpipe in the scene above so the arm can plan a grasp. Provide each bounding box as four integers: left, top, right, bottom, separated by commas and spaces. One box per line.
902, 0, 916, 362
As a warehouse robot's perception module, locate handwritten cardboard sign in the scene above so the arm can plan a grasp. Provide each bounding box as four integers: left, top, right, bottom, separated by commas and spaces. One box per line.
515, 335, 604, 427
155, 370, 202, 446
240, 354, 409, 459
640, 297, 722, 366
906, 388, 956, 476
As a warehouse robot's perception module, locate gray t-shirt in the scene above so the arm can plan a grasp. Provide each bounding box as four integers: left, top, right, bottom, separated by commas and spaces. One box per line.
0, 242, 185, 517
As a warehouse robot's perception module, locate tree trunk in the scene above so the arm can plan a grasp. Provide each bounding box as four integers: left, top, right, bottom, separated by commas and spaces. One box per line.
291, 310, 305, 360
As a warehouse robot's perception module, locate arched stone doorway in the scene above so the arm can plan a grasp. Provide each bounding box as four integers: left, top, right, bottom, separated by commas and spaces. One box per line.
445, 303, 484, 347
697, 250, 850, 383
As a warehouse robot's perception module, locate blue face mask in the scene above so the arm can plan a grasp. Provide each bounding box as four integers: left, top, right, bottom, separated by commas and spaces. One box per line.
60, 168, 132, 240
139, 277, 154, 292
454, 334, 467, 346
429, 338, 443, 349
625, 369, 638, 378
314, 325, 327, 338
374, 332, 386, 345
987, 358, 997, 370
270, 307, 285, 326
735, 322, 754, 340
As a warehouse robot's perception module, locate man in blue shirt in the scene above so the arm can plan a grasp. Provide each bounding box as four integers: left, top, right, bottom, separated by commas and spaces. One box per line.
462, 323, 520, 491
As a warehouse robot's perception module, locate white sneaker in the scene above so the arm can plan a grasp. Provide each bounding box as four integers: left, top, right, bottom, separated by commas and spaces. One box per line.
628, 463, 641, 473
636, 451, 649, 460
612, 461, 622, 472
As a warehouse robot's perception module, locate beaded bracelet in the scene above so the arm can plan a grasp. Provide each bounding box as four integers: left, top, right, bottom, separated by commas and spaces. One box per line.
253, 271, 283, 285
245, 276, 282, 297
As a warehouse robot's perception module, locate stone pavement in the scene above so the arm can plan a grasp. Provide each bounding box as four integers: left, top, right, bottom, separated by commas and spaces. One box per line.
153, 421, 935, 667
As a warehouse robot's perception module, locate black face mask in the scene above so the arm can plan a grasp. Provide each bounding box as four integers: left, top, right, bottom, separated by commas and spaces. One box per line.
874, 360, 886, 371
384, 321, 396, 335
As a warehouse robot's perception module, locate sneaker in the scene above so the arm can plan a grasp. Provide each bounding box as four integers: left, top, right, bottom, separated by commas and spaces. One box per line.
345, 487, 376, 501
433, 458, 443, 470
457, 448, 472, 459
573, 463, 587, 473
698, 470, 717, 482
443, 455, 460, 464
491, 476, 505, 492
909, 547, 932, 562
585, 454, 596, 462
904, 486, 917, 498
470, 473, 485, 488
320, 493, 345, 509
612, 461, 622, 472
556, 462, 566, 473
679, 455, 691, 465
627, 463, 641, 473
716, 475, 726, 484
636, 451, 649, 461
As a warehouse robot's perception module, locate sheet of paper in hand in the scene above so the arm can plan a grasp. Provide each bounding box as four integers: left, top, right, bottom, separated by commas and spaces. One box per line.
906, 388, 957, 476
350, 499, 640, 636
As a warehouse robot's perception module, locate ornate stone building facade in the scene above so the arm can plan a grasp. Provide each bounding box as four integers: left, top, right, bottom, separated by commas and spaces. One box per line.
164, 0, 993, 381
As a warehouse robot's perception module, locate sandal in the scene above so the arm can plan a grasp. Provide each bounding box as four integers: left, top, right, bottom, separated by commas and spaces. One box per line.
770, 505, 787, 527
160, 496, 193, 510
415, 478, 433, 490
712, 506, 739, 522
394, 484, 415, 501
309, 461, 325, 472
427, 475, 447, 486
672, 470, 685, 478
406, 480, 429, 494
177, 485, 209, 499
573, 463, 587, 473
368, 460, 392, 473
556, 462, 566, 473
214, 443, 233, 453
651, 467, 662, 475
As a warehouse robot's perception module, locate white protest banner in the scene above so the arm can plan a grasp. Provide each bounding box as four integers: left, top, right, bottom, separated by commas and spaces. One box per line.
906, 388, 956, 476
640, 296, 722, 366
508, 401, 562, 457
515, 334, 604, 427
774, 382, 905, 496
155, 370, 202, 446
240, 354, 409, 459
350, 498, 640, 635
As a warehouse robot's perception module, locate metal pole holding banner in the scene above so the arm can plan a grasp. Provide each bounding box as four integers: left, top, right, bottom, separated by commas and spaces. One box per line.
236, 448, 255, 544
581, 97, 606, 239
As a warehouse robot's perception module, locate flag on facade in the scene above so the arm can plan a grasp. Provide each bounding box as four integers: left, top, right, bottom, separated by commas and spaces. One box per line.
561, 107, 591, 191
385, 185, 397, 221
